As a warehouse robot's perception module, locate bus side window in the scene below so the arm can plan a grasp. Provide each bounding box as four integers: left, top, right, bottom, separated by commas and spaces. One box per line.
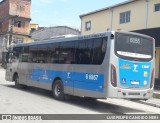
48, 43, 60, 64
75, 39, 93, 64
75, 41, 85, 64
92, 38, 107, 65
6, 52, 13, 63
29, 45, 38, 63
21, 46, 29, 62
12, 47, 23, 63
59, 41, 75, 64
38, 44, 48, 63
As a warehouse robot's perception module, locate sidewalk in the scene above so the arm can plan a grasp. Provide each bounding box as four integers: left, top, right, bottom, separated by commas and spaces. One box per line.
153, 90, 160, 99
138, 98, 160, 108
136, 90, 160, 108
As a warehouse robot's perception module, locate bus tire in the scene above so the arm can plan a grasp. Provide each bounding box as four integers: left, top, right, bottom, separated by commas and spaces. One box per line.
52, 79, 64, 100
14, 74, 21, 88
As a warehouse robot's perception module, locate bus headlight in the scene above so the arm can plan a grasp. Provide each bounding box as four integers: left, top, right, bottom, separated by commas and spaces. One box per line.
111, 64, 117, 87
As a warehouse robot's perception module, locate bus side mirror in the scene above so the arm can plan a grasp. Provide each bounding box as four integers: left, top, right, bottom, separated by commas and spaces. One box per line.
6, 52, 13, 64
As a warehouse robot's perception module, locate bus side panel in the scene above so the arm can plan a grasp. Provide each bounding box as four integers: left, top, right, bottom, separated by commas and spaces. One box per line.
27, 64, 107, 98
27, 64, 74, 92
6, 61, 20, 82
72, 65, 106, 99
104, 36, 113, 98
38, 82, 52, 91
5, 62, 12, 81
73, 88, 105, 98
5, 71, 12, 82
18, 63, 30, 85
26, 63, 39, 88
106, 37, 120, 98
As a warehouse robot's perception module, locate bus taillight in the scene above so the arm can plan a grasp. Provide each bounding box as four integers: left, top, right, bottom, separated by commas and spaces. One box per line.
150, 69, 154, 88
111, 64, 117, 87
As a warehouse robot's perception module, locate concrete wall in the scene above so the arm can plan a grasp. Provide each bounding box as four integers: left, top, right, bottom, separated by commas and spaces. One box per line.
0, 0, 31, 35
0, 0, 31, 62
155, 49, 160, 78
148, 0, 160, 28
0, 34, 8, 62
81, 10, 110, 35
0, 0, 9, 33
111, 0, 146, 31
0, 0, 9, 17
9, 0, 31, 18
12, 20, 30, 35
81, 0, 160, 34
9, 0, 31, 35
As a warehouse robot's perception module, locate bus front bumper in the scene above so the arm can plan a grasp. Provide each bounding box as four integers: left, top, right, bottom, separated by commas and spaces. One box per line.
108, 87, 154, 99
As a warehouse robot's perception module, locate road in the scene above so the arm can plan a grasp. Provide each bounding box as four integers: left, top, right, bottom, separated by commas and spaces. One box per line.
0, 68, 160, 123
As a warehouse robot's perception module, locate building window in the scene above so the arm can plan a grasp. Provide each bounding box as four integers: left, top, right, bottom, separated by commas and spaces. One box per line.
17, 5, 25, 11
16, 38, 24, 44
14, 21, 25, 28
120, 11, 131, 24
155, 3, 160, 12
85, 21, 91, 31
13, 37, 24, 44
31, 28, 36, 32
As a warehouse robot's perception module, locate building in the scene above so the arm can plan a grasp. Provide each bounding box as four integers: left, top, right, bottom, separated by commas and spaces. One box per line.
30, 23, 39, 32
80, 0, 160, 81
80, 0, 160, 34
31, 26, 81, 41
0, 0, 31, 62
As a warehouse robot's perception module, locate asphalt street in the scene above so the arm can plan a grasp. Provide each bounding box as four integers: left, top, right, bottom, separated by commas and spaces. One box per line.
0, 68, 160, 123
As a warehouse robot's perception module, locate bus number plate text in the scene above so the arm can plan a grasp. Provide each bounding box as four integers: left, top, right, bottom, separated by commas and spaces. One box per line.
86, 74, 99, 81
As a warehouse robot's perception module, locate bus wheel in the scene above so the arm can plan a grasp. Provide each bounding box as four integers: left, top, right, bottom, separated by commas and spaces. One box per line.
15, 74, 20, 88
52, 80, 64, 100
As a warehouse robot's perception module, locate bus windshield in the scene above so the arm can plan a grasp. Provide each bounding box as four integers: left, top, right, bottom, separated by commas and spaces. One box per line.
115, 33, 153, 61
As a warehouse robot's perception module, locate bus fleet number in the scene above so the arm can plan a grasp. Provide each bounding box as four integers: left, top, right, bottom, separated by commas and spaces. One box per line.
86, 74, 99, 81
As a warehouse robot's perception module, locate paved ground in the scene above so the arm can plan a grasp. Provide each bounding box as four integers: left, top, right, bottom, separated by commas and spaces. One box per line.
153, 90, 160, 99
137, 98, 160, 108
0, 68, 160, 123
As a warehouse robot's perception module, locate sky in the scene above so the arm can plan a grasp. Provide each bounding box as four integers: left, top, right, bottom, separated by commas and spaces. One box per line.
0, 0, 127, 29
31, 0, 127, 29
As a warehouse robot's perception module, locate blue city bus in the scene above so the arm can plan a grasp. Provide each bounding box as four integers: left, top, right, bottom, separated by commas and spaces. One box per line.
5, 31, 155, 100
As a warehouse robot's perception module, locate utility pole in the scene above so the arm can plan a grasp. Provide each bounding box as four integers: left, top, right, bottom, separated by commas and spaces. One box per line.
9, 25, 13, 45
8, 16, 19, 45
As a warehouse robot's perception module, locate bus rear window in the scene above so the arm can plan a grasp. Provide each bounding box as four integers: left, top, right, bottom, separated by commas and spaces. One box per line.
115, 33, 153, 61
